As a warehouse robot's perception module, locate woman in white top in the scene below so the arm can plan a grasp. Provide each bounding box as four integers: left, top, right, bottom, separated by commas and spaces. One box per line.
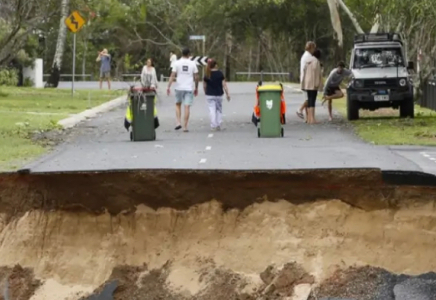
297, 41, 316, 120
141, 58, 158, 89
169, 51, 177, 75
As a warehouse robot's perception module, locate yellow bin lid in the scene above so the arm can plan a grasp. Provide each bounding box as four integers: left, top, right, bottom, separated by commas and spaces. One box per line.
257, 84, 283, 91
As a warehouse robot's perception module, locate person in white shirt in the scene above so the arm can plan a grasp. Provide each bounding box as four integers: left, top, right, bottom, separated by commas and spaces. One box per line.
169, 51, 177, 76
296, 41, 316, 121
167, 48, 199, 132
140, 58, 158, 89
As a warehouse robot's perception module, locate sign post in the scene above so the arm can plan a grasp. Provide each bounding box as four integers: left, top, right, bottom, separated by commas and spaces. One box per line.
189, 35, 206, 78
65, 10, 86, 96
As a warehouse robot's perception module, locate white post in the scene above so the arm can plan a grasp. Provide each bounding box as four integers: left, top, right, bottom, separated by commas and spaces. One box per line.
72, 33, 76, 97
23, 59, 44, 88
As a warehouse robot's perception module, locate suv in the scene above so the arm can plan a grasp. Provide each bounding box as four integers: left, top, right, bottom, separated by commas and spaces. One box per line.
347, 33, 415, 120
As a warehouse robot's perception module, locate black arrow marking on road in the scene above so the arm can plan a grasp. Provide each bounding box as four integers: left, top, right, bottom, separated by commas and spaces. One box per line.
70, 15, 78, 30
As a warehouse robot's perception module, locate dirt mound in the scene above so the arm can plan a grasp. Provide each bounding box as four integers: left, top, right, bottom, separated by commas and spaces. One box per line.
0, 265, 41, 300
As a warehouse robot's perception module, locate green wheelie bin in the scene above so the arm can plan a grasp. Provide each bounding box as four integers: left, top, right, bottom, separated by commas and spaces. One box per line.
127, 87, 159, 141
255, 84, 285, 138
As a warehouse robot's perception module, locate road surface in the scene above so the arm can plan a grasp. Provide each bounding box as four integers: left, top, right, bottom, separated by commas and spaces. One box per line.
26, 82, 436, 174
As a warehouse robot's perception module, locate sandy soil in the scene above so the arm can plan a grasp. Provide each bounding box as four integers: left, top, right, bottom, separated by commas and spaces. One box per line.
0, 199, 436, 299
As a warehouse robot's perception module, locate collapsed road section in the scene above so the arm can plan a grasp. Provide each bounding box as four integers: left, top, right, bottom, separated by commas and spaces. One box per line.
0, 168, 436, 299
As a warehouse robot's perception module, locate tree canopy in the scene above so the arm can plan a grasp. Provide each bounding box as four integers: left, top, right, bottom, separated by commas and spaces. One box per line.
1, 0, 436, 84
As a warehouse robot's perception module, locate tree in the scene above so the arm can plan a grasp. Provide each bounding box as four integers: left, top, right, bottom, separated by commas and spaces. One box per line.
46, 0, 70, 88
0, 0, 59, 67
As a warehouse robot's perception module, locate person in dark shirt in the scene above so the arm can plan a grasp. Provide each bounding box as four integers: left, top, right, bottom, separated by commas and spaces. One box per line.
203, 59, 231, 131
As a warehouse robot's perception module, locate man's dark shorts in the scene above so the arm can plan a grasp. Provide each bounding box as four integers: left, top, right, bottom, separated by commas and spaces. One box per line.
325, 86, 341, 96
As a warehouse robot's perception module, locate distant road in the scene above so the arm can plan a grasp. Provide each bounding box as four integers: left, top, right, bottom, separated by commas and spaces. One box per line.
56, 81, 137, 90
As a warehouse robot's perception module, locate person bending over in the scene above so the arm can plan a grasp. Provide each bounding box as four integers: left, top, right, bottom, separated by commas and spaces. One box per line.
322, 61, 352, 121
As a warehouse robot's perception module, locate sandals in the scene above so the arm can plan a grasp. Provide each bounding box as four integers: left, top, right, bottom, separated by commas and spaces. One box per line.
296, 111, 304, 119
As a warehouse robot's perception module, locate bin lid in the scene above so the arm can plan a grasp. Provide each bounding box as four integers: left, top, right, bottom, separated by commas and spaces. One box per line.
257, 84, 283, 91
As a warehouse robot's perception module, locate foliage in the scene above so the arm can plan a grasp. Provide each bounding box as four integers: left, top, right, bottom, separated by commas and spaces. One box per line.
2, 0, 436, 84
23, 77, 35, 87
334, 97, 436, 146
0, 0, 59, 67
0, 69, 19, 86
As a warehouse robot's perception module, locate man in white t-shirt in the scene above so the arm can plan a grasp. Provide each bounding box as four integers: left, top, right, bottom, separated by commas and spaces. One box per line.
167, 47, 199, 132
169, 51, 177, 75
297, 41, 316, 120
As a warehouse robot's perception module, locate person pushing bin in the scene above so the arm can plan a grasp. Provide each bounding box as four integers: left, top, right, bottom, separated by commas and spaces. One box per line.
124, 86, 160, 141
252, 82, 286, 137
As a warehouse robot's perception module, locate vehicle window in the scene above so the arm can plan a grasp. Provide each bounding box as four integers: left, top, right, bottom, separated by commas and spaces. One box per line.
354, 48, 404, 68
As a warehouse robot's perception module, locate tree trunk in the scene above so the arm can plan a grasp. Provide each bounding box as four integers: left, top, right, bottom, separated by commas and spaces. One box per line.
82, 37, 88, 81
326, 0, 343, 47
248, 45, 252, 80
370, 14, 380, 33
224, 31, 232, 81
46, 0, 70, 88
53, 0, 70, 70
256, 40, 261, 72
335, 0, 364, 34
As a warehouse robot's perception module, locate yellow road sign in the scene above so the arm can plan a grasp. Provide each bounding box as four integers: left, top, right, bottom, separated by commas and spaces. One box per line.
65, 10, 86, 33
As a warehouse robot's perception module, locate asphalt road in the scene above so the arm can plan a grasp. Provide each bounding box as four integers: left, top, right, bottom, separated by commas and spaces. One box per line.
26, 82, 436, 174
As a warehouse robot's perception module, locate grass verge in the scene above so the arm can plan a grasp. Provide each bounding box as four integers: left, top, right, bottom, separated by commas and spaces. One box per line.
0, 87, 124, 171
333, 97, 436, 146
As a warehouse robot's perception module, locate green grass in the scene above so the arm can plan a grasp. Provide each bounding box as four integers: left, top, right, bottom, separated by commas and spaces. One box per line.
0, 86, 124, 171
333, 97, 436, 146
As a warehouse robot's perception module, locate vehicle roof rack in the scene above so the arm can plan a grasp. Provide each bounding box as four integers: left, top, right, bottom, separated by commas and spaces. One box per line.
354, 33, 403, 45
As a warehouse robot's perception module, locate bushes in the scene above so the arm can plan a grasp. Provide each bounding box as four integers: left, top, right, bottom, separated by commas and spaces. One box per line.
0, 68, 19, 86
23, 77, 34, 87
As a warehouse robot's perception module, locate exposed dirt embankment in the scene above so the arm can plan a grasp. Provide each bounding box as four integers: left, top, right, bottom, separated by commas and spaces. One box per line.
0, 169, 435, 299
1, 168, 436, 218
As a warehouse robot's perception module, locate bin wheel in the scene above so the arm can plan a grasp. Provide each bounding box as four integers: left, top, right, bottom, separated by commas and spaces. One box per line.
130, 132, 133, 141
257, 128, 260, 138
281, 128, 284, 137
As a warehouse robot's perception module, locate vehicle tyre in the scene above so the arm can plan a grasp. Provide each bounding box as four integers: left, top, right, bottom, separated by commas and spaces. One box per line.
400, 97, 414, 118
281, 128, 284, 137
347, 93, 359, 121
257, 128, 260, 138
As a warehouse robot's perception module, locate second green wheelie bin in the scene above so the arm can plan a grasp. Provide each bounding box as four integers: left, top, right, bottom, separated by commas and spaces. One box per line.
256, 84, 284, 138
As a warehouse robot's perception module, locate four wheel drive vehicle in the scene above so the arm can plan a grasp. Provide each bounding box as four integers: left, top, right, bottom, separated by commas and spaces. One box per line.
346, 33, 415, 120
